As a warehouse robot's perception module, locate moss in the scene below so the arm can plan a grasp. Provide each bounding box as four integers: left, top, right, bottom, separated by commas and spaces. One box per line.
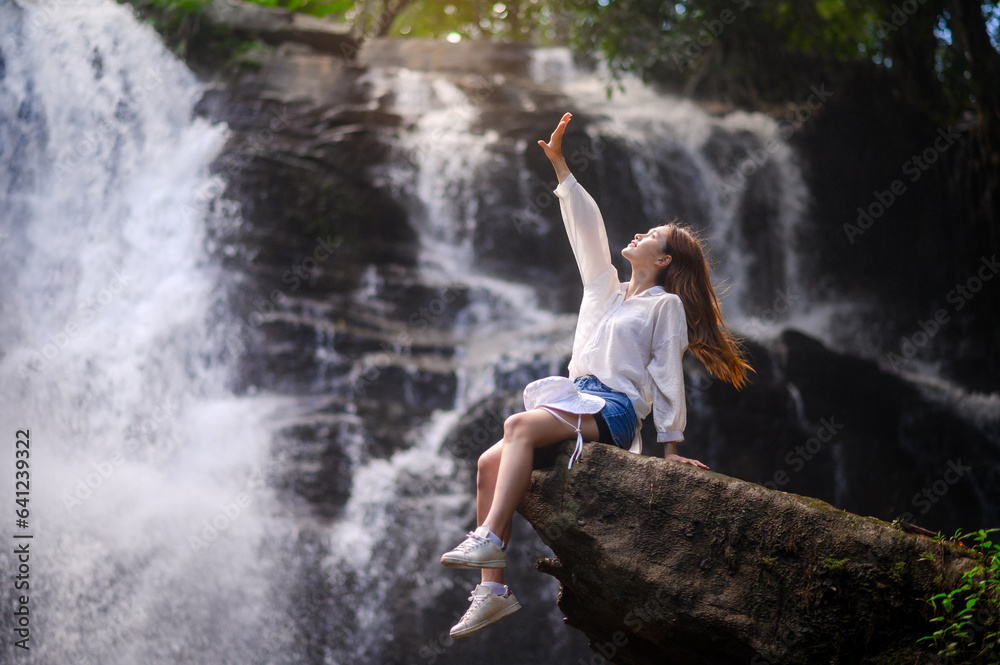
890, 560, 907, 585
792, 494, 839, 513
823, 557, 849, 574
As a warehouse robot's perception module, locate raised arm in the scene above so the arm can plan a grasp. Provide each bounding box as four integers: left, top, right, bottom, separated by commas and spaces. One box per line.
538, 113, 617, 289
538, 112, 573, 183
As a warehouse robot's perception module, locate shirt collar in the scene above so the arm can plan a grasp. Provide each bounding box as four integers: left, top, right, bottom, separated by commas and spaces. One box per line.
619, 283, 667, 298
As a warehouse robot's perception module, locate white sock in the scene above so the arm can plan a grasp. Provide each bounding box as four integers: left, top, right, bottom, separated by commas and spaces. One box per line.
484, 529, 503, 549
483, 582, 507, 596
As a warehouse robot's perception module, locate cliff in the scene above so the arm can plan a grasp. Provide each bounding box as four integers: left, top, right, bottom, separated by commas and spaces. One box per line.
518, 441, 982, 665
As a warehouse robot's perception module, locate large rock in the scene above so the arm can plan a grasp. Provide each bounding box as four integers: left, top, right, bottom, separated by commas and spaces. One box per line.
518, 442, 983, 665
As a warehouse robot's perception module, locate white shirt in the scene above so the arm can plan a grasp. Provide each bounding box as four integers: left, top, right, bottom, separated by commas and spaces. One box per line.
555, 173, 688, 453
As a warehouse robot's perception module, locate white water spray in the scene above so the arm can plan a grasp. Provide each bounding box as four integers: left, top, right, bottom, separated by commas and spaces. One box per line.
0, 3, 298, 663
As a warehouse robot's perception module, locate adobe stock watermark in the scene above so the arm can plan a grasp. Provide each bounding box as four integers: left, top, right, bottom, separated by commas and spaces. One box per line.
450, 404, 507, 462
884, 254, 998, 373
843, 125, 961, 244
716, 87, 833, 196
736, 287, 800, 339
73, 600, 148, 665
895, 459, 973, 523
186, 449, 294, 552
684, 287, 797, 396
18, 268, 136, 377
61, 396, 182, 511
220, 234, 341, 354
667, 0, 751, 71
183, 105, 294, 223
678, 285, 799, 398
21, 0, 84, 34
187, 475, 264, 552
354, 280, 466, 388
55, 66, 165, 177
384, 74, 504, 192
761, 416, 846, 491
874, 0, 935, 39
511, 138, 611, 234
750, 621, 809, 664
575, 586, 682, 664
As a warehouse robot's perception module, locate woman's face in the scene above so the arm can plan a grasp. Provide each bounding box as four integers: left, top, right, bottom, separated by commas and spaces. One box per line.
622, 225, 670, 267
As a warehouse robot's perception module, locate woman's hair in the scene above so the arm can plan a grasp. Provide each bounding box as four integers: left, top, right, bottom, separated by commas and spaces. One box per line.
657, 222, 753, 389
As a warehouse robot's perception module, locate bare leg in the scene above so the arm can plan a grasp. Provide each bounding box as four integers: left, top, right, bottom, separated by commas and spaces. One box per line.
477, 409, 600, 584
476, 441, 506, 585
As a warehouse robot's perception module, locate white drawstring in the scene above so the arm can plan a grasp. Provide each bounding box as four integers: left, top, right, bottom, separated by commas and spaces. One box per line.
568, 414, 583, 469
540, 408, 584, 469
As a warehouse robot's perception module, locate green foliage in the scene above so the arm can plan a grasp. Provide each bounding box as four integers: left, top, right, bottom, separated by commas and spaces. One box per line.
823, 556, 849, 574
917, 528, 1000, 664
121, 0, 213, 55
386, 0, 560, 43
552, 0, 995, 115
240, 0, 355, 18
121, 0, 268, 65
891, 560, 908, 585
129, 0, 213, 16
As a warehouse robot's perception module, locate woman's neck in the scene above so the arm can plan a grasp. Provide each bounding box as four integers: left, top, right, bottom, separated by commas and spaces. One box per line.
625, 269, 659, 299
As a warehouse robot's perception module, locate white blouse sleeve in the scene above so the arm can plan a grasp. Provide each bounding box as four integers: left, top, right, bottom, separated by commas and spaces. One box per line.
649, 295, 688, 443
554, 173, 616, 288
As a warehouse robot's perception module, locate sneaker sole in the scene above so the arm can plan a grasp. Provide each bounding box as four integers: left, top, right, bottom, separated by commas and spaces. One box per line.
449, 601, 522, 639
439, 554, 506, 569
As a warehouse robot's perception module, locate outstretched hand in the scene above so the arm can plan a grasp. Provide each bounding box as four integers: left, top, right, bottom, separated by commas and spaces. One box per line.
538, 112, 572, 181
665, 454, 710, 470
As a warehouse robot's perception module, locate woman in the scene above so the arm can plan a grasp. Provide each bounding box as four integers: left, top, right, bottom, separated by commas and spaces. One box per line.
440, 112, 752, 639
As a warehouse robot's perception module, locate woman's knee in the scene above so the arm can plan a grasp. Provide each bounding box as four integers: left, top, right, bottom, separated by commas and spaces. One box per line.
477, 444, 501, 486
502, 412, 533, 444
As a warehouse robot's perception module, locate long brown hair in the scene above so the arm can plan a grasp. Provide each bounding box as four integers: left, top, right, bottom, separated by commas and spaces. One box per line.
657, 222, 753, 389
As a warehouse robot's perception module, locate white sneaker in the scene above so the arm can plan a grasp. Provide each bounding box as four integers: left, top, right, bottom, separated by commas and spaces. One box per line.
440, 526, 506, 569
450, 584, 521, 639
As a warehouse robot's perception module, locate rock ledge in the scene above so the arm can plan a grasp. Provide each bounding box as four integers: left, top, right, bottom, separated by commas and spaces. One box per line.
518, 442, 980, 665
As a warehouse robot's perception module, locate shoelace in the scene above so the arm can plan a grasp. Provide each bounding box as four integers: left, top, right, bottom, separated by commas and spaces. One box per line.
461, 592, 490, 621
453, 532, 488, 552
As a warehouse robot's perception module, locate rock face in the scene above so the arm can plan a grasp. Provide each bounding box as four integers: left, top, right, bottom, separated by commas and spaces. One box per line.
518, 442, 981, 665
186, 17, 998, 533
173, 11, 997, 662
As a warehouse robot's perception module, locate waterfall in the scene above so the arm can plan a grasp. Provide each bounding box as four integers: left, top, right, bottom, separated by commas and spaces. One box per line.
314, 65, 579, 665
309, 49, 825, 664
530, 49, 812, 328
3, 5, 994, 665
0, 2, 300, 663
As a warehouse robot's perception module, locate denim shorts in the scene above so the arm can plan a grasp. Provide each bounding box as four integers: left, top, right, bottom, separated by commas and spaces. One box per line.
573, 375, 637, 450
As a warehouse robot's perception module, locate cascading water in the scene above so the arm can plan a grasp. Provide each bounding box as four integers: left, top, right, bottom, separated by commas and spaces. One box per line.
306, 50, 824, 664
529, 48, 811, 329
0, 2, 301, 663
3, 4, 995, 665
313, 66, 582, 665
